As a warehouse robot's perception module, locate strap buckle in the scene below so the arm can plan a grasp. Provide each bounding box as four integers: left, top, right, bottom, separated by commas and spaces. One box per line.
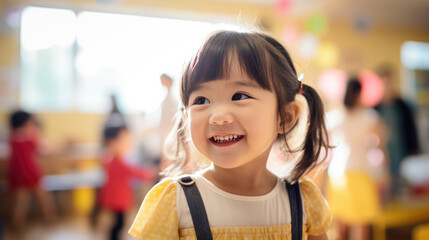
179, 176, 195, 186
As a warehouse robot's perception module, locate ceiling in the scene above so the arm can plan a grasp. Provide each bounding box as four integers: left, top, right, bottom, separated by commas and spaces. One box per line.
223, 0, 429, 29
322, 0, 429, 29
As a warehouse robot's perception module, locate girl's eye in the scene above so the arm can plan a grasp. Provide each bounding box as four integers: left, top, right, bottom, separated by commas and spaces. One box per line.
232, 93, 251, 101
194, 97, 210, 105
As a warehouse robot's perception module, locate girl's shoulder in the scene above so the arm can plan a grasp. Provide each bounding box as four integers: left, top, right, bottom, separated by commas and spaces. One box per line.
298, 176, 328, 206
129, 175, 198, 238
129, 176, 180, 239
299, 176, 333, 236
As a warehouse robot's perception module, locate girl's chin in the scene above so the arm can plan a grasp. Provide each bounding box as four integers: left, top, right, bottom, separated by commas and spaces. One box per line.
210, 160, 248, 170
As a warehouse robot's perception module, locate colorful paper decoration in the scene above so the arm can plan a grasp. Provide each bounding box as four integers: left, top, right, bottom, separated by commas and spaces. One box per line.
305, 14, 328, 36
297, 33, 319, 61
317, 69, 347, 102
316, 42, 339, 68
359, 70, 384, 107
276, 0, 292, 16
281, 24, 299, 46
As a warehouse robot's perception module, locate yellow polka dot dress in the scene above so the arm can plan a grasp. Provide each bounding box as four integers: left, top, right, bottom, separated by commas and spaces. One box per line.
129, 176, 332, 240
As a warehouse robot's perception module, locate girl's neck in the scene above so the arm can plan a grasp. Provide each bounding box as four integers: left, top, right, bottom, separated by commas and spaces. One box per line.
202, 162, 278, 196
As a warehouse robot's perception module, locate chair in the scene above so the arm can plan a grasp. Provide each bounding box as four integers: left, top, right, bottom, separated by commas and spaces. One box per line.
413, 223, 429, 240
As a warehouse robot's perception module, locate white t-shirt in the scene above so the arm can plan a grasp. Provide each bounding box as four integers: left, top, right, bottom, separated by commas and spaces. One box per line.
176, 174, 308, 229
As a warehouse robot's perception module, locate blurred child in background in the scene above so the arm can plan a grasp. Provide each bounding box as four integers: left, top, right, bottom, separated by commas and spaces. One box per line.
328, 78, 388, 240
7, 110, 55, 230
98, 125, 156, 240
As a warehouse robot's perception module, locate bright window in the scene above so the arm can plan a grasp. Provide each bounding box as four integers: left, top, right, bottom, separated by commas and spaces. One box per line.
20, 6, 236, 113
20, 7, 76, 111
401, 41, 429, 70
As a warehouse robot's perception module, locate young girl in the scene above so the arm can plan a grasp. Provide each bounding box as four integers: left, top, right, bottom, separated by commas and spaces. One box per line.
98, 125, 156, 240
7, 110, 55, 229
328, 78, 388, 240
129, 30, 332, 240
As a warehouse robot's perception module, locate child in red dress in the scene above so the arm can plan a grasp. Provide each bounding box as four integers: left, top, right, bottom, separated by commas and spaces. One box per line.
7, 110, 55, 229
99, 125, 156, 240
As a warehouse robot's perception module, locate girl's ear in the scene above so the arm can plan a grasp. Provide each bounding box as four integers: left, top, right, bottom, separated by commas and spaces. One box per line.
278, 101, 300, 134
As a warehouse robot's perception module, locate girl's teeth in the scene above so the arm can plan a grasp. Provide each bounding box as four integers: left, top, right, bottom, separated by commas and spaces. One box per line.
213, 135, 241, 143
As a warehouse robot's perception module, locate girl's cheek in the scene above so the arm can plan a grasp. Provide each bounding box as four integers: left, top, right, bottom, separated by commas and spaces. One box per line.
243, 110, 262, 125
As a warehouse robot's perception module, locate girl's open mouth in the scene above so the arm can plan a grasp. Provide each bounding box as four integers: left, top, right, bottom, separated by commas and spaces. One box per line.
209, 135, 244, 146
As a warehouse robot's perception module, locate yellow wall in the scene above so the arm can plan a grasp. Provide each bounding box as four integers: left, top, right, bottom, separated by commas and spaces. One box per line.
1, 0, 429, 144
0, 111, 104, 143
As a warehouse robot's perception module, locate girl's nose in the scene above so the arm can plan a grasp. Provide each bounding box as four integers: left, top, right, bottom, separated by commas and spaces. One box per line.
209, 107, 234, 125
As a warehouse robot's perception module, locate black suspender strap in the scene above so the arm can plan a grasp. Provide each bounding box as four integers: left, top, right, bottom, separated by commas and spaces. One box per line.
286, 181, 303, 240
179, 176, 213, 240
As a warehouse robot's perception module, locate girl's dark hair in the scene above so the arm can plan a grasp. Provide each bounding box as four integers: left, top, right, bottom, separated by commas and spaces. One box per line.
343, 77, 362, 109
9, 110, 33, 130
164, 30, 331, 182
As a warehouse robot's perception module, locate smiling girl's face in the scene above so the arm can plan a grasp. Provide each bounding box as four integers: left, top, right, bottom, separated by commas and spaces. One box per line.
187, 58, 281, 170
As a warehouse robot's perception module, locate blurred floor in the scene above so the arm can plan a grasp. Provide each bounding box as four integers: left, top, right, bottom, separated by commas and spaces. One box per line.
2, 209, 137, 240
2, 207, 427, 240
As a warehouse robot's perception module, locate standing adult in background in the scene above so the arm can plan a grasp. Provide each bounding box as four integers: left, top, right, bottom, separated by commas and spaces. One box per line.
129, 74, 178, 180
157, 73, 178, 172
375, 65, 420, 197
159, 74, 177, 143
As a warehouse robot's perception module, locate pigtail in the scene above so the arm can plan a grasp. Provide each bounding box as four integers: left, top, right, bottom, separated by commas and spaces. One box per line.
261, 32, 331, 182
289, 84, 331, 182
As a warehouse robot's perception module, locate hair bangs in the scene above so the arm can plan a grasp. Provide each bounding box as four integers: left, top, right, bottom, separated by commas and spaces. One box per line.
181, 31, 273, 106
